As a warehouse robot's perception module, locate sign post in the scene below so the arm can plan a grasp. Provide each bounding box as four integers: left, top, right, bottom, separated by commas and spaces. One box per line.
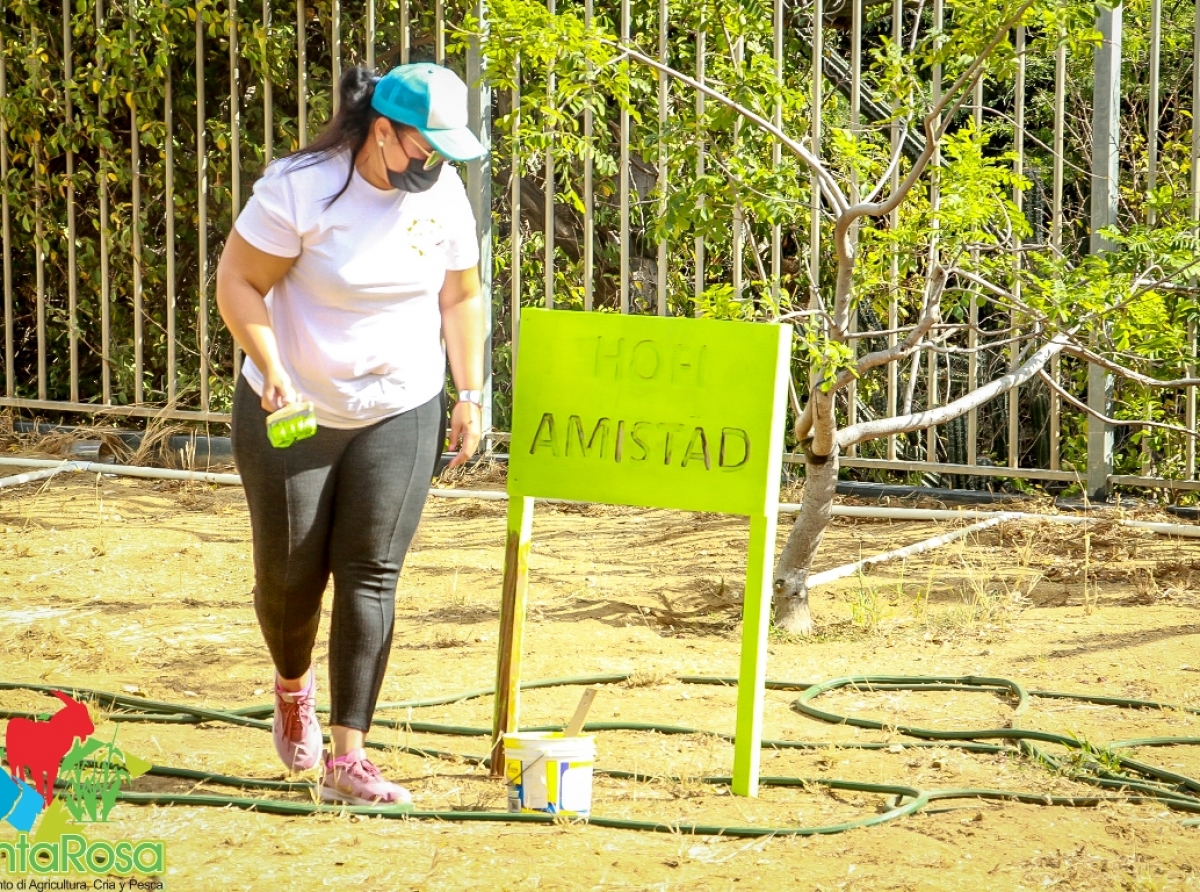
492, 309, 792, 797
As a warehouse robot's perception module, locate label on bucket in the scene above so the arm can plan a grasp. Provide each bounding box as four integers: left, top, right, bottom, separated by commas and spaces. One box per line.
504, 734, 595, 817
556, 762, 593, 813
506, 757, 594, 814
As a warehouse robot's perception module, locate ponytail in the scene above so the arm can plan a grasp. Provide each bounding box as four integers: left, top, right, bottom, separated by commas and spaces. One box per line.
285, 66, 382, 206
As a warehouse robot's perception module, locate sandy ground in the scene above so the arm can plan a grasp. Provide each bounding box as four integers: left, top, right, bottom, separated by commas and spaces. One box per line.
0, 467, 1198, 891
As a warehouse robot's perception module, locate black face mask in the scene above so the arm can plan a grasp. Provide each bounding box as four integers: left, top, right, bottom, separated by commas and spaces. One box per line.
382, 144, 443, 193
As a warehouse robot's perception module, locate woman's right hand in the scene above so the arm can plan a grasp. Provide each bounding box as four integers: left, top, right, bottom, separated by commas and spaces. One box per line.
260, 364, 299, 413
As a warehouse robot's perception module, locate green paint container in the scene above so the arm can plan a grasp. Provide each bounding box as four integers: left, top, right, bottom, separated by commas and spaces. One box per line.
265, 401, 317, 449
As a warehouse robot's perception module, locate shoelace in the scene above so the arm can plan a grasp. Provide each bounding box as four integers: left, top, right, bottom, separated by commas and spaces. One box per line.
330, 756, 393, 791
326, 755, 408, 803
339, 757, 382, 783
279, 692, 310, 741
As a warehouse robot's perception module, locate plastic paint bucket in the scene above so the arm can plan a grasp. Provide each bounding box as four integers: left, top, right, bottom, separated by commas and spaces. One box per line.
503, 732, 595, 817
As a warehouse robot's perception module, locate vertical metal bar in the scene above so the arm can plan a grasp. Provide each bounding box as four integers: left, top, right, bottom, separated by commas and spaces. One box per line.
926, 348, 937, 459
263, 0, 272, 162
1144, 0, 1162, 475
166, 62, 177, 404
35, 183, 45, 400
0, 51, 10, 398
435, 0, 445, 65
656, 0, 668, 316
926, 0, 943, 463
1008, 24, 1024, 470
332, 0, 340, 112
732, 34, 744, 304
297, 0, 307, 147
845, 0, 860, 455
1088, 4, 1121, 501
1189, 0, 1200, 480
197, 7, 210, 411
1049, 37, 1066, 471
366, 0, 375, 71
967, 80, 983, 467
64, 0, 79, 402
809, 0, 822, 308
25, 30, 50, 401
400, 0, 410, 65
582, 0, 594, 311
1147, 0, 1161, 227
771, 0, 782, 304
619, 0, 630, 313
886, 0, 900, 461
130, 0, 143, 404
97, 0, 111, 404
1051, 53, 1065, 252
466, 0, 493, 434
510, 62, 522, 355
230, 0, 242, 384
693, 27, 705, 307
544, 0, 555, 310
1188, 322, 1197, 479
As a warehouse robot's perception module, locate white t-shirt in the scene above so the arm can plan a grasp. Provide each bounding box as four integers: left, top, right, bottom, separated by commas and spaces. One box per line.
234, 150, 479, 428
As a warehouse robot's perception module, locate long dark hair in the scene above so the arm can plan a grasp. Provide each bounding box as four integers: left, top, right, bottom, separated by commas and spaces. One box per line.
285, 66, 387, 206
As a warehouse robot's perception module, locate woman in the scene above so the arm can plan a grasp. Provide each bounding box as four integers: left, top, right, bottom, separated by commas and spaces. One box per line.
216, 62, 486, 806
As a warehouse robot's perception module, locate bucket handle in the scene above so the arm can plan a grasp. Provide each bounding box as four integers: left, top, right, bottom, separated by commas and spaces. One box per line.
510, 750, 548, 786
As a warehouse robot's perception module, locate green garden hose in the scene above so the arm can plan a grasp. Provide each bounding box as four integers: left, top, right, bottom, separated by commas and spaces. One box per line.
0, 674, 1196, 837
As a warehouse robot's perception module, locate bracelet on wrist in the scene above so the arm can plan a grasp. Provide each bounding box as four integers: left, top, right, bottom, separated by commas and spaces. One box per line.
456, 389, 483, 407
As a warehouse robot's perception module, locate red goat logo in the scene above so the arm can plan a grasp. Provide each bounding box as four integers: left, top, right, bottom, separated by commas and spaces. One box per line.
5, 691, 95, 806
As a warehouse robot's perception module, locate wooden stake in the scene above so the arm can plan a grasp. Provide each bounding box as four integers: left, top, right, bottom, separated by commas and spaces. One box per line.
564, 687, 599, 737
491, 495, 534, 775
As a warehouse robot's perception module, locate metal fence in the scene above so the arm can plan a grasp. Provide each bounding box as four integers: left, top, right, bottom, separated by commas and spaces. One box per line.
1, 0, 1198, 494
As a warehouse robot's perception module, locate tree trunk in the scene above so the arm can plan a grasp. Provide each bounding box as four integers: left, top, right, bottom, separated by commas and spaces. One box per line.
772, 449, 840, 634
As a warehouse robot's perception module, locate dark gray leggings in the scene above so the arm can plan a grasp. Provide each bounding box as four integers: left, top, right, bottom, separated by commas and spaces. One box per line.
231, 375, 440, 731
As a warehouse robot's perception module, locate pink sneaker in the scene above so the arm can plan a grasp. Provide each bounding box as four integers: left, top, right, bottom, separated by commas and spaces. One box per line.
273, 669, 323, 772
320, 749, 413, 806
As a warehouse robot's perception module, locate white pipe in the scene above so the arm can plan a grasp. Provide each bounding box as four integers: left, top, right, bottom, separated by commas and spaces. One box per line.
807, 514, 1017, 589
818, 504, 1200, 539
1, 457, 1197, 539
816, 504, 1013, 521
0, 466, 69, 490
430, 488, 508, 501
0, 457, 240, 486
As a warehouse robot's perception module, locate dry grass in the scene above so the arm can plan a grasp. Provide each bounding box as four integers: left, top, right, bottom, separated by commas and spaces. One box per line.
0, 473, 1198, 890
623, 669, 670, 688
0, 408, 236, 472
434, 455, 508, 490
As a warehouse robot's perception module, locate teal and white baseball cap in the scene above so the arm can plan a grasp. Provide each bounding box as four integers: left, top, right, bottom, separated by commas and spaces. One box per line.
371, 63, 487, 162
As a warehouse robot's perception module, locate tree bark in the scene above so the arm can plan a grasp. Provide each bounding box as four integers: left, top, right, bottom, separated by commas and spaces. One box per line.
771, 449, 840, 635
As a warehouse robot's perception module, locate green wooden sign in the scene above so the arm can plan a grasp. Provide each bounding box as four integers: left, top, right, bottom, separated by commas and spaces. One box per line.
508, 310, 791, 516
492, 309, 793, 798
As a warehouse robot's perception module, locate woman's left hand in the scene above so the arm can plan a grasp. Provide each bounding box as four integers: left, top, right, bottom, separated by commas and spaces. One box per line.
446, 399, 482, 468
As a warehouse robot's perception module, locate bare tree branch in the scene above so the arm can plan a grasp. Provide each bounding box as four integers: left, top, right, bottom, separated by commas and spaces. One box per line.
1059, 343, 1200, 389
860, 119, 913, 205
1132, 255, 1200, 297
829, 265, 947, 390
1039, 370, 1200, 439
788, 374, 804, 428
793, 399, 814, 442
837, 333, 1068, 447
925, 327, 1046, 354
826, 1, 1036, 338
847, 0, 1037, 232
602, 40, 850, 213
